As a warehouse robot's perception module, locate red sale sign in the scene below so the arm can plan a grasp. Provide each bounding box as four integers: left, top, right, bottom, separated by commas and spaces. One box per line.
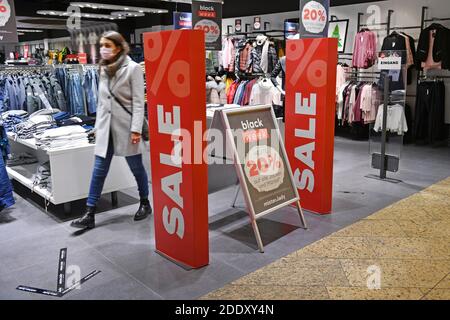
143, 30, 209, 269
285, 38, 337, 215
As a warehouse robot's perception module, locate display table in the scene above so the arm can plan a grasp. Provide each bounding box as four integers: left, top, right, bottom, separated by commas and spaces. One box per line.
6, 133, 137, 211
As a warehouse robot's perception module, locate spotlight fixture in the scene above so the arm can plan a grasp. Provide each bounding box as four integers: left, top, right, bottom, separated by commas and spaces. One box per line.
69, 2, 168, 14
111, 11, 145, 18
37, 10, 125, 20
17, 29, 44, 33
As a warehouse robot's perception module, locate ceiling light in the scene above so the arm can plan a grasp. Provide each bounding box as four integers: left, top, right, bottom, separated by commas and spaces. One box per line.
111, 11, 145, 18
37, 10, 122, 20
70, 2, 168, 14
17, 29, 44, 33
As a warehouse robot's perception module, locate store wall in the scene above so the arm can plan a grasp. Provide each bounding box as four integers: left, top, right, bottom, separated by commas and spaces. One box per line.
222, 0, 450, 124
135, 25, 174, 45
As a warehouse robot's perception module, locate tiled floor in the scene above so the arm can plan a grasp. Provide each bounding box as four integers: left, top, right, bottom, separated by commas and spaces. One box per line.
0, 138, 449, 300
202, 178, 450, 300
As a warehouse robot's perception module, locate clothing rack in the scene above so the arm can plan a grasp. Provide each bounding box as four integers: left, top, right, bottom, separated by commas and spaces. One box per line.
421, 6, 450, 30
419, 75, 450, 82
225, 29, 285, 39
237, 72, 267, 80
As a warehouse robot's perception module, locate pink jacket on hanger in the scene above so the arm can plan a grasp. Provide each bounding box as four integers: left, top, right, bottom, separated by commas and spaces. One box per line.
353, 30, 377, 69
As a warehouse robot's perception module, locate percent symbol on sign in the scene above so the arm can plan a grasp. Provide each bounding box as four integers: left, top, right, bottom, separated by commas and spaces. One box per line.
246, 153, 282, 177
146, 31, 190, 98
196, 25, 220, 35
288, 39, 327, 88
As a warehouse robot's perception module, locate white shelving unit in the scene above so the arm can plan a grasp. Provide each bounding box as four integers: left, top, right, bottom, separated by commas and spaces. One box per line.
6, 133, 137, 211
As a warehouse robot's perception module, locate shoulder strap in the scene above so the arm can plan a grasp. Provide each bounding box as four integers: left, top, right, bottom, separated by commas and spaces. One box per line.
107, 77, 132, 116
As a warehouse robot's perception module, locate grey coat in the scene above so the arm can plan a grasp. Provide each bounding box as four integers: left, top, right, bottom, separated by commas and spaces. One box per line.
95, 56, 145, 158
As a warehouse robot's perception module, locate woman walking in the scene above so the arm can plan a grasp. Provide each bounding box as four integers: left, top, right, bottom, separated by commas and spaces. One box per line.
71, 31, 152, 230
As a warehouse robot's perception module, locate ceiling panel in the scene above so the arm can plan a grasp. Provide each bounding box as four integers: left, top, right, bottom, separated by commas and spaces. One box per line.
14, 0, 387, 19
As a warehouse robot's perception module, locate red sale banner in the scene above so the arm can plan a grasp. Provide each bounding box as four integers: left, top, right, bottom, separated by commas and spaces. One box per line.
143, 30, 209, 269
285, 38, 337, 215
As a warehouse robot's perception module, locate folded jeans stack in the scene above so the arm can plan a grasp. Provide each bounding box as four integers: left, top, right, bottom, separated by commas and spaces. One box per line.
56, 115, 96, 127
12, 115, 55, 140
32, 161, 51, 191
1, 110, 28, 132
6, 153, 39, 167
34, 125, 90, 150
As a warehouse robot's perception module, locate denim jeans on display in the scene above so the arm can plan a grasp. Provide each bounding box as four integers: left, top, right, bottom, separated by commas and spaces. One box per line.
0, 78, 6, 112
50, 76, 67, 112
86, 137, 149, 208
16, 78, 26, 110
4, 77, 18, 110
68, 73, 85, 115
83, 69, 98, 115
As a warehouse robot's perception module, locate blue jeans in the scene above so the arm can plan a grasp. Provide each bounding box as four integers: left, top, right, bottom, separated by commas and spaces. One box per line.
87, 137, 149, 207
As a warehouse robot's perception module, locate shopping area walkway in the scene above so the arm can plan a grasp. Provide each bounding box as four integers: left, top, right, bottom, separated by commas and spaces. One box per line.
0, 138, 449, 300
202, 178, 450, 300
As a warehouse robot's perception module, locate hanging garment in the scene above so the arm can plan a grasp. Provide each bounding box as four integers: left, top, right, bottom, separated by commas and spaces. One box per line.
249, 78, 281, 106
235, 40, 253, 74
83, 69, 99, 115
352, 29, 377, 69
222, 37, 236, 72
206, 79, 219, 104
251, 36, 279, 74
374, 104, 408, 135
415, 81, 447, 144
336, 64, 349, 97
417, 24, 450, 70
360, 84, 381, 124
227, 81, 240, 104
271, 56, 286, 90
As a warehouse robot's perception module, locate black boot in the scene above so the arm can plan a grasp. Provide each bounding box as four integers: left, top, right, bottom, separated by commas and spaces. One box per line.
134, 199, 152, 221
71, 206, 96, 229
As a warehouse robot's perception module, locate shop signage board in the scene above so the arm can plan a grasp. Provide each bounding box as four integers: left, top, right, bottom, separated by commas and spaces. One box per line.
235, 19, 242, 33
0, 0, 18, 43
253, 17, 262, 31
143, 30, 209, 269
285, 21, 299, 39
221, 105, 307, 252
285, 38, 338, 214
378, 56, 402, 70
299, 0, 330, 38
173, 12, 192, 30
192, 0, 222, 51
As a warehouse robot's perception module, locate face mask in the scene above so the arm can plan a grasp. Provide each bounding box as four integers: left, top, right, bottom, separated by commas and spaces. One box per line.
100, 47, 115, 60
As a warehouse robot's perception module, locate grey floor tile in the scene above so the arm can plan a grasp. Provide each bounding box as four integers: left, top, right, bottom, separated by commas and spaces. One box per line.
66, 275, 162, 300
93, 241, 163, 274
9, 248, 133, 300
0, 227, 88, 276
0, 209, 61, 244
130, 257, 243, 300
1, 135, 449, 300
63, 211, 154, 248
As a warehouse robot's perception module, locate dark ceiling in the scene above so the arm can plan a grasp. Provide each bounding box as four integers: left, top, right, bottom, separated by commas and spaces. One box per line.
15, 0, 385, 19
14, 0, 384, 41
